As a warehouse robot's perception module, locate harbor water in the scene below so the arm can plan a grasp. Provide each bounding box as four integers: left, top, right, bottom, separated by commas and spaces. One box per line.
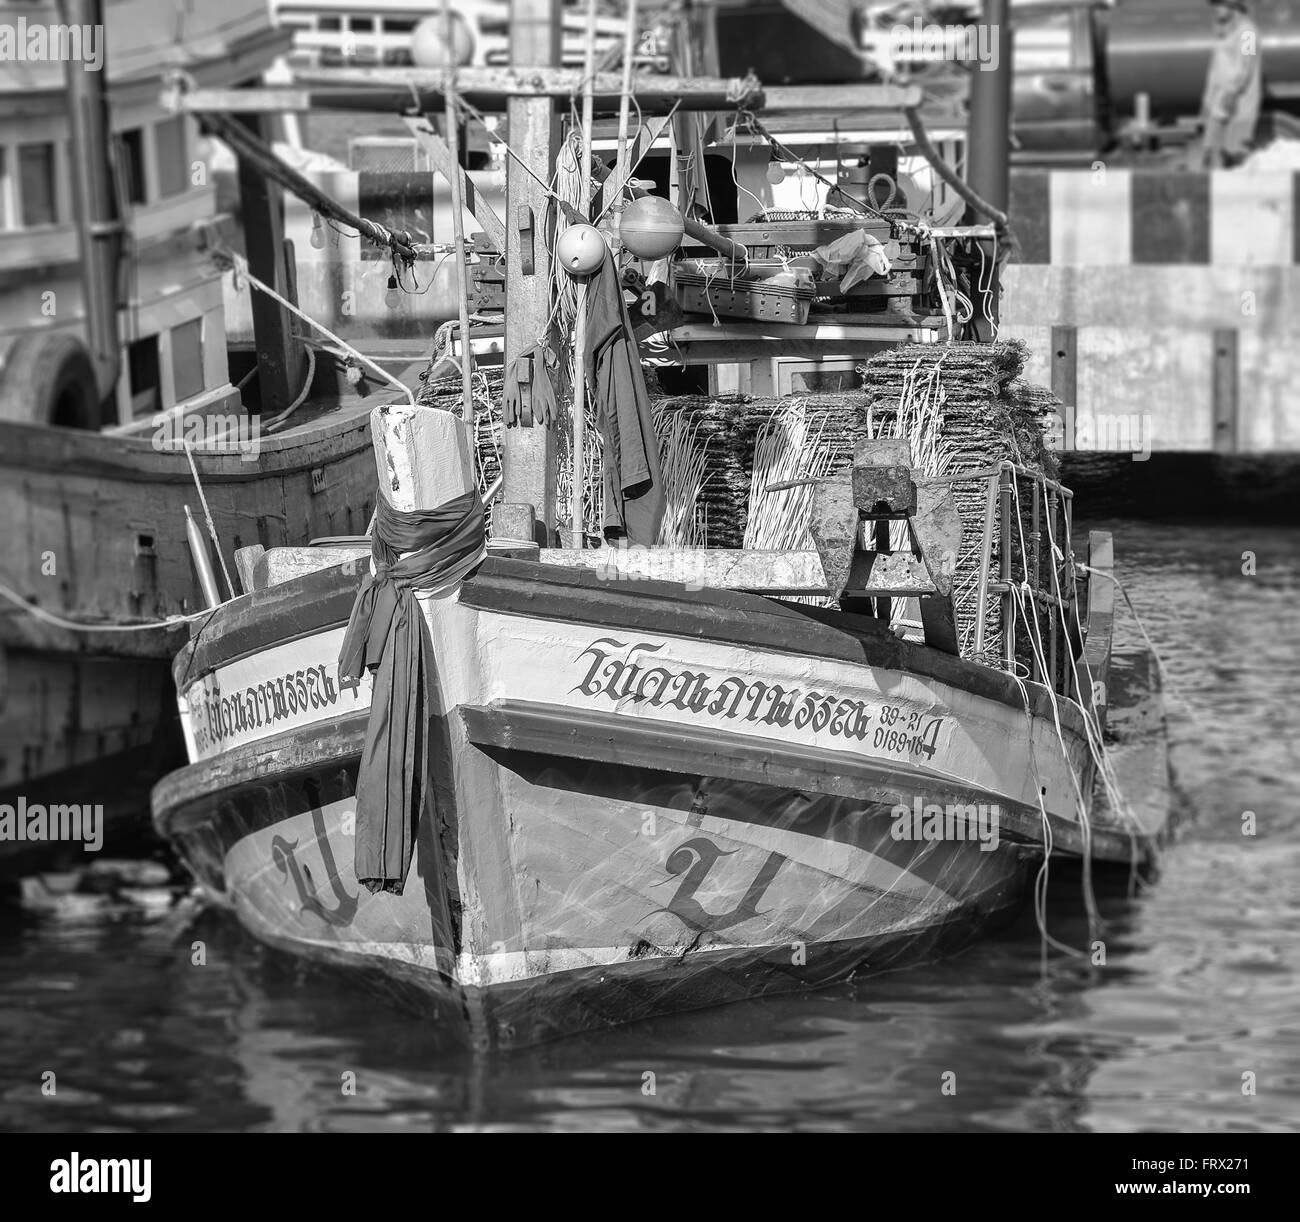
1, 518, 1296, 1132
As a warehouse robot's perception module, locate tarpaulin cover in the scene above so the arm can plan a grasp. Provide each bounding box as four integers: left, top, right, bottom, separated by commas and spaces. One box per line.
338, 489, 486, 893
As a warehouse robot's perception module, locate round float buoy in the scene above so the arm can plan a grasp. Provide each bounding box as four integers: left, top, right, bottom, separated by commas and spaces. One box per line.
0, 331, 101, 429
618, 195, 684, 260
411, 12, 475, 68
556, 223, 606, 275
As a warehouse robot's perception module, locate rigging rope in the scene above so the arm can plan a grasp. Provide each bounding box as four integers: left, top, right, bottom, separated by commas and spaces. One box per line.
193, 105, 420, 269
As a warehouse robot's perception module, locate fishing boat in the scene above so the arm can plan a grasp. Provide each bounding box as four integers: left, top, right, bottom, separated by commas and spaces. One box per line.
152, 384, 1170, 1047
151, 3, 1170, 1043
0, 0, 398, 870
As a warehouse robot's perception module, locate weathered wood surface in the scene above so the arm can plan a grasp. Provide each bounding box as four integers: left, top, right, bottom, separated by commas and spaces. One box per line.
180, 68, 762, 117
1082, 530, 1115, 722
538, 547, 827, 594
0, 399, 379, 653
1092, 647, 1171, 841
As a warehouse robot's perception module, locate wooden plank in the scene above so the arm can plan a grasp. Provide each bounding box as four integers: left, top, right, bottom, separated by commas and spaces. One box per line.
539, 546, 827, 594
235, 113, 298, 414
764, 84, 923, 112
1081, 530, 1114, 725
1212, 327, 1239, 454
1050, 324, 1077, 452
501, 0, 560, 543
402, 117, 507, 255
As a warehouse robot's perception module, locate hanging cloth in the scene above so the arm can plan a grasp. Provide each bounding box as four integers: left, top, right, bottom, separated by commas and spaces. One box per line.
337, 488, 486, 894
582, 247, 665, 545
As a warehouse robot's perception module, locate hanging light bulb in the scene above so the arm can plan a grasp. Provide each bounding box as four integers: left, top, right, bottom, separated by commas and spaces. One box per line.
765, 158, 785, 186
384, 274, 401, 310
310, 212, 325, 250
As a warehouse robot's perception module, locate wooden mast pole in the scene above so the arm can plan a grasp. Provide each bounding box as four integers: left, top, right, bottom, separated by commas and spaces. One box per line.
442, 0, 476, 437
62, 0, 121, 426
609, 0, 639, 217
571, 0, 598, 549
502, 0, 561, 545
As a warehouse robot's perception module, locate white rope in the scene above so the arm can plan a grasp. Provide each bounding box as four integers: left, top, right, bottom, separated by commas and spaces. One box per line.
263, 344, 317, 433
0, 576, 209, 632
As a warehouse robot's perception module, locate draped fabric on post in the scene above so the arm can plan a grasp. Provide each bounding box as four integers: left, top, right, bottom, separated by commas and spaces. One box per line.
337, 489, 486, 894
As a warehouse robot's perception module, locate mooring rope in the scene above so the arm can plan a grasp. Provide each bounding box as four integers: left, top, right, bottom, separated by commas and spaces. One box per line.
0, 576, 210, 632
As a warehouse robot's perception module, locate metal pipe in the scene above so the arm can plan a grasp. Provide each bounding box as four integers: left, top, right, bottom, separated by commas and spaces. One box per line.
965, 0, 1012, 336
966, 0, 1013, 218
63, 0, 121, 422
185, 506, 222, 609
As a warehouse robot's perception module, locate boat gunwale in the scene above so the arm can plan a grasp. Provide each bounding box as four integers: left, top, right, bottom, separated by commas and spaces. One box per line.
170, 555, 1092, 736
0, 394, 384, 481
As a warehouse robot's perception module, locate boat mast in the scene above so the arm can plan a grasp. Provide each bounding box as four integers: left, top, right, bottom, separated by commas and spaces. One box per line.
62, 0, 122, 426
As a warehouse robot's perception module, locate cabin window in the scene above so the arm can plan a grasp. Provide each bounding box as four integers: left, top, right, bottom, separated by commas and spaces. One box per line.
128, 335, 161, 417
154, 117, 187, 199
17, 142, 58, 227
171, 318, 204, 403
118, 128, 148, 206
318, 16, 341, 31
351, 16, 374, 33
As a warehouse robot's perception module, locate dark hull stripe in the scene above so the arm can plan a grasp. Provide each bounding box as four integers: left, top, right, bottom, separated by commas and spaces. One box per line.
464, 700, 1136, 863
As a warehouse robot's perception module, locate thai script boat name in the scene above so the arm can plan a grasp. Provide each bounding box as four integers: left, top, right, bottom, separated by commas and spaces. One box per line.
0, 19, 103, 70
0, 798, 102, 851
190, 663, 362, 753
572, 638, 943, 758
50, 1153, 150, 1203
890, 797, 1000, 852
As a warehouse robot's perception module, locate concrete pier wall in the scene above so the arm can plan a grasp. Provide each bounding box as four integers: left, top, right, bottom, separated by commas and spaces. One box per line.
1003, 169, 1300, 455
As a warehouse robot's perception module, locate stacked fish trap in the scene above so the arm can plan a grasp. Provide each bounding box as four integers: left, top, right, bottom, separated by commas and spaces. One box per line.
855, 341, 1066, 676
650, 341, 1066, 679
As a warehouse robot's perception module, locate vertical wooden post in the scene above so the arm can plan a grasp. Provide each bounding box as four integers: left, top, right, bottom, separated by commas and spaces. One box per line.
503, 0, 561, 545
236, 113, 298, 415
63, 0, 120, 424
443, 0, 476, 440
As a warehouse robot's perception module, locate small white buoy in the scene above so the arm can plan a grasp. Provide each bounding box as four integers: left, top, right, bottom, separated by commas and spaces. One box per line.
556, 223, 606, 276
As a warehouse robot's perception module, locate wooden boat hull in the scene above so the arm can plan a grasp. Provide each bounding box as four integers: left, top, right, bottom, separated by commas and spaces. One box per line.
0, 398, 380, 807
153, 555, 1112, 1044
